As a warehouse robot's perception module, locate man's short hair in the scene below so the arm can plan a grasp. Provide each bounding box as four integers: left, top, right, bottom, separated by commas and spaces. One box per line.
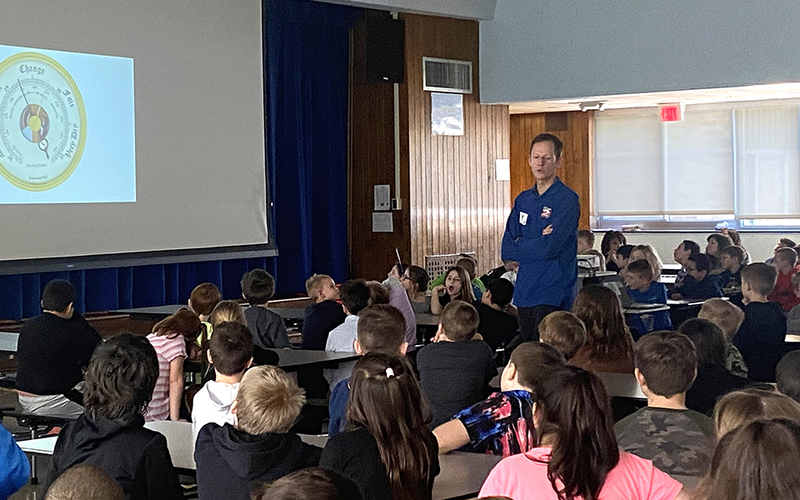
577, 230, 595, 246
775, 247, 799, 267
539, 311, 587, 360
253, 468, 362, 500
678, 318, 727, 367
240, 269, 276, 305
777, 351, 800, 405
720, 245, 745, 264
305, 274, 331, 298
530, 133, 564, 160
488, 279, 514, 308
235, 365, 304, 435
698, 298, 745, 342
367, 282, 390, 305
741, 263, 778, 296
406, 265, 429, 291
84, 333, 159, 419
339, 279, 371, 316
780, 238, 798, 248
634, 331, 697, 398
680, 240, 701, 258
209, 322, 253, 376
626, 259, 654, 282
45, 464, 124, 500
190, 283, 221, 316
688, 253, 714, 274
440, 301, 480, 341
455, 258, 476, 279
42, 280, 76, 312
356, 304, 406, 354
508, 341, 566, 394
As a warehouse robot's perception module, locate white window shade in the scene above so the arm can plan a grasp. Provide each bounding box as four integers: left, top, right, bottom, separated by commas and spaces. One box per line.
595, 115, 662, 215
665, 110, 734, 214
735, 107, 800, 218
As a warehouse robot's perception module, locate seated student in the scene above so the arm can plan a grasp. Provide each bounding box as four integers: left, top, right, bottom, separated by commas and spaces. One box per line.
768, 247, 800, 312
473, 279, 519, 353
480, 260, 519, 289
629, 244, 663, 282
301, 274, 345, 350
189, 282, 222, 358
417, 301, 497, 428
615, 331, 715, 478
15, 279, 101, 418
430, 256, 485, 299
379, 276, 418, 353
679, 319, 751, 415
45, 464, 124, 500
608, 244, 635, 276
601, 230, 627, 273
240, 269, 290, 350
705, 233, 733, 261
324, 280, 371, 390
672, 240, 701, 290
145, 309, 201, 421
320, 353, 439, 500
577, 229, 606, 271
479, 366, 686, 500
41, 333, 183, 500
733, 263, 787, 382
430, 266, 476, 315
538, 310, 587, 362
433, 342, 566, 457
716, 245, 745, 295
327, 304, 408, 436
570, 285, 635, 373
719, 228, 749, 264
209, 300, 246, 326
789, 273, 800, 334
402, 264, 432, 314
191, 322, 253, 441
0, 424, 29, 499
386, 262, 408, 281
195, 365, 322, 500
712, 388, 800, 438
623, 259, 673, 336
252, 468, 363, 500
777, 350, 800, 405
670, 253, 723, 300
698, 299, 748, 377
766, 237, 797, 265
695, 419, 800, 500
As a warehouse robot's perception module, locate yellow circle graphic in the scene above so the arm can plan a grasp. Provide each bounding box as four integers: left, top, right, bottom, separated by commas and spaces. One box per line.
0, 51, 87, 192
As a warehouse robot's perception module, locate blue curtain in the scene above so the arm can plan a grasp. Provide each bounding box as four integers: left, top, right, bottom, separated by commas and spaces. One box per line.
0, 0, 359, 321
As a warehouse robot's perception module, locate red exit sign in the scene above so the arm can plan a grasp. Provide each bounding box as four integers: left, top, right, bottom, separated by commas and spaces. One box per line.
659, 103, 684, 122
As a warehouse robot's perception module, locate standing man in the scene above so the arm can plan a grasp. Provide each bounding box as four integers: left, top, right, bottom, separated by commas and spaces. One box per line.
502, 133, 580, 342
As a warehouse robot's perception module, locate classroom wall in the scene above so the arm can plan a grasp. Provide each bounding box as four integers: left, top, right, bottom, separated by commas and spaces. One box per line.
404, 14, 511, 273
510, 112, 593, 230
480, 0, 800, 104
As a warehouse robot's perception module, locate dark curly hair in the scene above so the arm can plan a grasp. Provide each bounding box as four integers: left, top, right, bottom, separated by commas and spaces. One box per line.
83, 333, 159, 419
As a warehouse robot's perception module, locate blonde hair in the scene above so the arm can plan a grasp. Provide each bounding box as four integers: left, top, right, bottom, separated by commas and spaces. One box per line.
235, 366, 305, 434
714, 388, 800, 438
539, 311, 587, 360
698, 298, 745, 342
45, 464, 124, 500
305, 274, 332, 298
209, 300, 246, 327
630, 244, 662, 281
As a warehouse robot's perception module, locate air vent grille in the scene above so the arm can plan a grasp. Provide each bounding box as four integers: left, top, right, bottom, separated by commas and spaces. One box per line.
422, 57, 472, 94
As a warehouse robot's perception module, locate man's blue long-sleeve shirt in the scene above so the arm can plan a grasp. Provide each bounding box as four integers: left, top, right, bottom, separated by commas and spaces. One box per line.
502, 178, 580, 308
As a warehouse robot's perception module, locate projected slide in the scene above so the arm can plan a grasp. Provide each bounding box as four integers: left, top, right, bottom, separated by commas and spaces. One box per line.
0, 45, 135, 203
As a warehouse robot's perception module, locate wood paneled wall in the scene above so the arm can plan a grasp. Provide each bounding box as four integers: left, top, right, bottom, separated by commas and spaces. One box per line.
403, 14, 511, 273
509, 112, 594, 230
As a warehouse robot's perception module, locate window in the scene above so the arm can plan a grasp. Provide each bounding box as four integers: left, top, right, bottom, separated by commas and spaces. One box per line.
594, 102, 800, 230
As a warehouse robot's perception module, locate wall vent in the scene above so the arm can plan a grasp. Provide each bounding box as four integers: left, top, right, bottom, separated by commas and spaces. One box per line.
422, 57, 472, 94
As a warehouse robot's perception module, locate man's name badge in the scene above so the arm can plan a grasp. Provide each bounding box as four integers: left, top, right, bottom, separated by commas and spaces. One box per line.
519, 212, 529, 225
541, 206, 552, 219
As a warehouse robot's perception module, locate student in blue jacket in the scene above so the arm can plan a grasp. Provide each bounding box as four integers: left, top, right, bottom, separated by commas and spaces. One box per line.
502, 133, 580, 343
0, 424, 29, 500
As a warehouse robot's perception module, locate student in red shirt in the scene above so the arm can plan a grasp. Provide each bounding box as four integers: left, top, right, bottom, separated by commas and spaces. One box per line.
768, 247, 800, 312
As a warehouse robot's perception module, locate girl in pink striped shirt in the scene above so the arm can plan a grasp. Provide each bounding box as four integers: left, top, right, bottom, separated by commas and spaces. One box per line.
145, 309, 201, 421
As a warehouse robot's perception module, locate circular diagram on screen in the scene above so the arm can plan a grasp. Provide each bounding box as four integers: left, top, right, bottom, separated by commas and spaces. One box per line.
0, 52, 86, 191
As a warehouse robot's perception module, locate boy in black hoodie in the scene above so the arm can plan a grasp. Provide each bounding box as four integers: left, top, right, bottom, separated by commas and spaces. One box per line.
241, 269, 290, 350
195, 365, 321, 499
40, 333, 182, 500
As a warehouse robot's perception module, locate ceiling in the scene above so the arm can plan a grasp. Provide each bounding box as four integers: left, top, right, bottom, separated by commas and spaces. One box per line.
508, 83, 800, 114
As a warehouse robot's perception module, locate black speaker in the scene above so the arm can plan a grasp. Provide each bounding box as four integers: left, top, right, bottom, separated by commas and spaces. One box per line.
359, 15, 405, 84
